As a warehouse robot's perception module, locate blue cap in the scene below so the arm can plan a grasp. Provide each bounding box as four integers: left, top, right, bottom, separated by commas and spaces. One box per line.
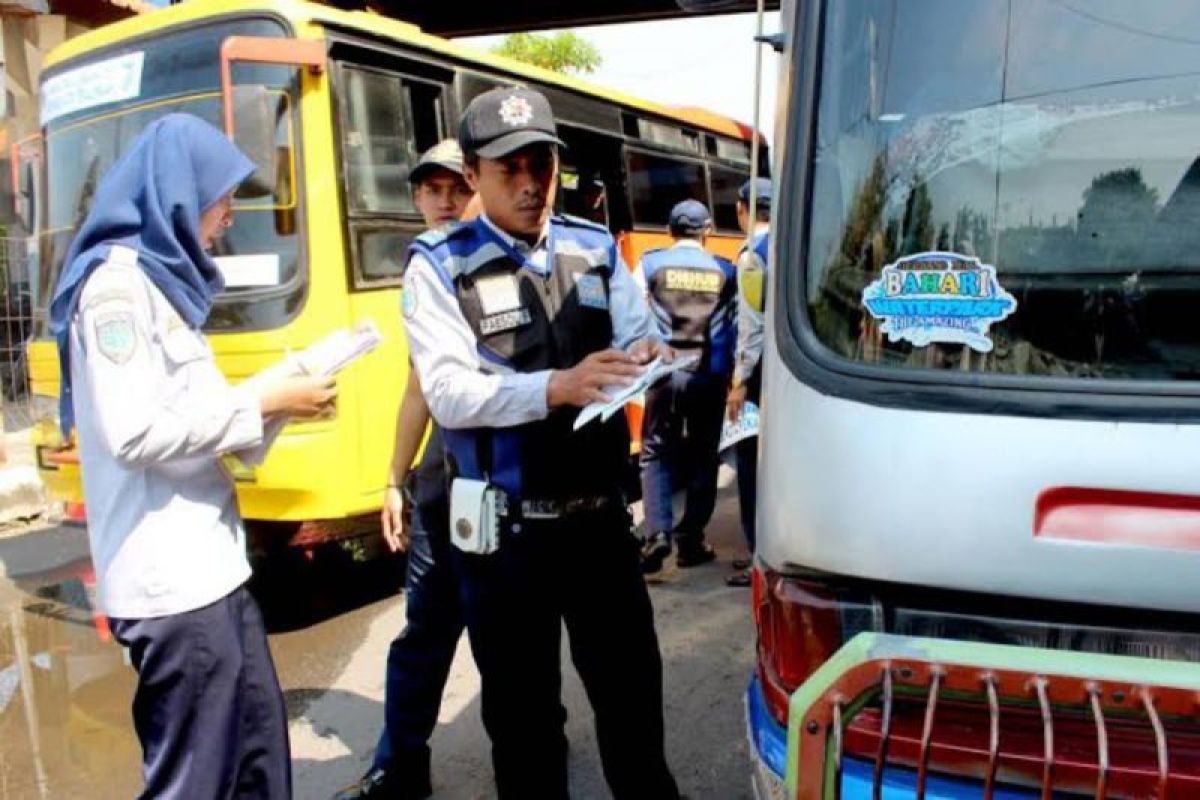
668, 199, 711, 235
738, 177, 772, 206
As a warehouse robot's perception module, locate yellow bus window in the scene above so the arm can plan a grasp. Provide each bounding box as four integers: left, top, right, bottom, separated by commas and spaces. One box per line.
342, 67, 420, 214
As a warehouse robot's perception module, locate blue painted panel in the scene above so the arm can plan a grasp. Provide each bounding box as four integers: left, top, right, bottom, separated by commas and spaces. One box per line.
746, 675, 788, 780
842, 756, 1041, 799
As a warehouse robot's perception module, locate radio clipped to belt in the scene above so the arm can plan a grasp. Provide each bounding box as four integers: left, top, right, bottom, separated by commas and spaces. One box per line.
450, 477, 502, 555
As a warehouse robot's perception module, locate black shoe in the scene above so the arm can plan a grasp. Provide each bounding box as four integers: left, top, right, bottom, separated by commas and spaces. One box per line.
732, 557, 752, 571
641, 531, 672, 574
675, 541, 716, 568
332, 766, 432, 800
725, 568, 752, 587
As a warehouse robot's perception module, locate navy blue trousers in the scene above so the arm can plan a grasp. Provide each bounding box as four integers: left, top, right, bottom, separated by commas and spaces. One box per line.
735, 365, 763, 552
454, 508, 680, 800
373, 492, 461, 773
639, 369, 728, 540
734, 435, 757, 552
109, 586, 290, 800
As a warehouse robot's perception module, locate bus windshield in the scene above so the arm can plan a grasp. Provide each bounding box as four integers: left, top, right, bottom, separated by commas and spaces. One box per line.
38, 17, 304, 334
802, 0, 1200, 381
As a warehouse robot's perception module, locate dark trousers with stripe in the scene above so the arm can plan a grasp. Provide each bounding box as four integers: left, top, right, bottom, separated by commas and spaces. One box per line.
109, 585, 290, 800
640, 368, 728, 541
735, 364, 763, 552
374, 492, 462, 777
454, 508, 680, 800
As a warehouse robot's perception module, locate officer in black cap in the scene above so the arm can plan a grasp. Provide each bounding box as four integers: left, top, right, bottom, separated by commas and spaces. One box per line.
636, 199, 736, 574
401, 86, 681, 799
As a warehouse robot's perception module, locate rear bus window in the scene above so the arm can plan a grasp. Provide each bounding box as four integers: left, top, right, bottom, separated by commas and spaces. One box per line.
803, 0, 1200, 382
338, 64, 446, 284
710, 165, 747, 233
626, 149, 709, 228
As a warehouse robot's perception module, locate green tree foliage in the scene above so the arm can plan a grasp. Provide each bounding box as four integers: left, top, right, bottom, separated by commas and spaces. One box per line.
491, 32, 602, 75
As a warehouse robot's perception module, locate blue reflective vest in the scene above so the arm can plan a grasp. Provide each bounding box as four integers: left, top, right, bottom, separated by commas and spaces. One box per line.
407, 215, 629, 500
639, 244, 736, 375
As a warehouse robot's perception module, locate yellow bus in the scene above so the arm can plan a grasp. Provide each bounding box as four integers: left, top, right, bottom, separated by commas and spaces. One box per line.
22, 0, 766, 554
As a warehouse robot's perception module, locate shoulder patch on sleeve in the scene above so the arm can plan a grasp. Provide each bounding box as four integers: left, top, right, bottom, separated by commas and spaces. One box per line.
415, 220, 470, 248
93, 310, 139, 365
402, 283, 418, 320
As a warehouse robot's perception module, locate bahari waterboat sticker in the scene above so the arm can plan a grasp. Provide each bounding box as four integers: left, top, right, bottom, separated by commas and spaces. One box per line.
860, 251, 1017, 352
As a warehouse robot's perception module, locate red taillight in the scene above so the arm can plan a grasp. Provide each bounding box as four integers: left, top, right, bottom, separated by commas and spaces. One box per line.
753, 566, 846, 725
751, 565, 766, 628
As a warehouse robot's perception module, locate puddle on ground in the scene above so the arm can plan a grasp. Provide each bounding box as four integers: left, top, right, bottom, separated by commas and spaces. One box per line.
0, 559, 141, 799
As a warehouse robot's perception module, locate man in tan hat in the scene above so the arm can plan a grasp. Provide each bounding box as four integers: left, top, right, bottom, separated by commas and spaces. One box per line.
335, 139, 474, 800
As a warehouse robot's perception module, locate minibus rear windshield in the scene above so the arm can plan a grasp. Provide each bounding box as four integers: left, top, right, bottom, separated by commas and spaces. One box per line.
801, 0, 1200, 382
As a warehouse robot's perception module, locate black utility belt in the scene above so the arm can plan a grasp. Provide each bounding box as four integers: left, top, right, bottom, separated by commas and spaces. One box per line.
450, 478, 622, 555
496, 493, 617, 521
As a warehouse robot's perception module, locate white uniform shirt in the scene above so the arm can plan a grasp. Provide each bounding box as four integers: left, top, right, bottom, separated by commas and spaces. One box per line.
734, 223, 770, 384
69, 245, 268, 618
403, 214, 654, 430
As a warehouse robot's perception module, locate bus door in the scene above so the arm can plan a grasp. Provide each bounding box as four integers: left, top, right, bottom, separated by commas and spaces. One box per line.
329, 44, 453, 495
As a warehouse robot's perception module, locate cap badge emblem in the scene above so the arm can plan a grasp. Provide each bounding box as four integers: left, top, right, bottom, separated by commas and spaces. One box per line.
498, 95, 534, 127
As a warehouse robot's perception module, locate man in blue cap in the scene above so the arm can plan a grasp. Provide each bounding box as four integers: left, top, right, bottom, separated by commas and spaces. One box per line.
401, 85, 680, 800
726, 177, 771, 587
635, 199, 737, 574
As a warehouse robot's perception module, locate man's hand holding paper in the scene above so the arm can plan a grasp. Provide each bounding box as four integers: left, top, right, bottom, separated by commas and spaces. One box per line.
573, 350, 700, 430
547, 348, 644, 408
626, 336, 674, 366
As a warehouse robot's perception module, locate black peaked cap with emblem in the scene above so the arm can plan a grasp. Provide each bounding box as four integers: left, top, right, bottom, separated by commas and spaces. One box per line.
459, 86, 565, 159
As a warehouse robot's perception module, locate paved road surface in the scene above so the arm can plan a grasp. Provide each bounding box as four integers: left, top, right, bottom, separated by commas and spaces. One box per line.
0, 473, 755, 799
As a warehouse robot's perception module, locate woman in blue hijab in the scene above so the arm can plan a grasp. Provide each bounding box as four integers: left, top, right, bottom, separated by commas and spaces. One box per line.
51, 113, 334, 799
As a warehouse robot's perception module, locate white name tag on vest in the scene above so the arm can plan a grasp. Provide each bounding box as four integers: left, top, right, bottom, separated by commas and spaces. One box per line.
477, 274, 522, 316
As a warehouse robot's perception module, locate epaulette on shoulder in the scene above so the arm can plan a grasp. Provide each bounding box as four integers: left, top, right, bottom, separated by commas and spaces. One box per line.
414, 220, 472, 248
557, 213, 611, 236
640, 246, 667, 259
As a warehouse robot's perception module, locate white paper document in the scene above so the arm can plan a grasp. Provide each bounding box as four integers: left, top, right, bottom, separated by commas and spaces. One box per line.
228, 322, 380, 471
239, 320, 382, 393
292, 320, 383, 376
573, 353, 700, 431
719, 401, 760, 451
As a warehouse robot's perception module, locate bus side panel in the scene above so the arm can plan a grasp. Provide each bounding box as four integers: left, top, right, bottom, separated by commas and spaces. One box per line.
347, 286, 407, 505
758, 333, 1200, 615
27, 340, 85, 504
